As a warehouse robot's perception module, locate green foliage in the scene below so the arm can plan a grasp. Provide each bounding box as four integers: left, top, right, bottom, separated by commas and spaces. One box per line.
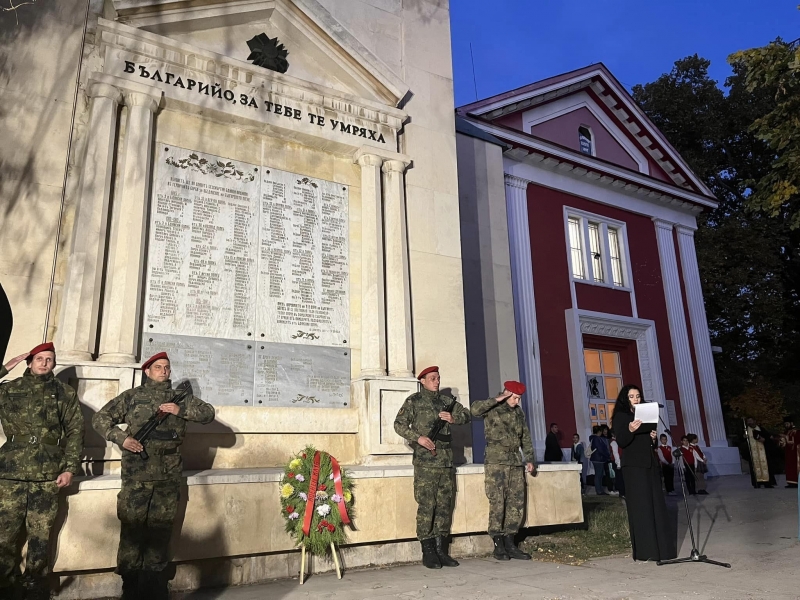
632, 55, 800, 428
279, 446, 355, 556
729, 40, 800, 228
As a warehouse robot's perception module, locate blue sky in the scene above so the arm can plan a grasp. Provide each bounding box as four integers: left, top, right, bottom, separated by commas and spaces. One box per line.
450, 0, 800, 106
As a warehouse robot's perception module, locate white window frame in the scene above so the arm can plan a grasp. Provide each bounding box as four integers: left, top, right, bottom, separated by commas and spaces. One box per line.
563, 207, 632, 291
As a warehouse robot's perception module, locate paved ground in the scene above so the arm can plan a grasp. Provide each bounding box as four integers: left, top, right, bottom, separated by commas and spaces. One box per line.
177, 475, 799, 600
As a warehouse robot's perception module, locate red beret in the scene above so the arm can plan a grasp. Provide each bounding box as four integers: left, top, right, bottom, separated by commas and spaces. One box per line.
417, 365, 439, 380
141, 352, 170, 371
504, 380, 526, 395
26, 342, 55, 363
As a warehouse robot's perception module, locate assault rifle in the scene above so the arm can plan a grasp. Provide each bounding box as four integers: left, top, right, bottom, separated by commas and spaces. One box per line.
133, 380, 193, 460
426, 396, 458, 455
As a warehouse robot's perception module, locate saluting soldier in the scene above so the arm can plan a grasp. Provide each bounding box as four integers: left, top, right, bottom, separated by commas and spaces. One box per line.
0, 343, 84, 600
93, 352, 214, 600
471, 380, 535, 561
393, 366, 471, 569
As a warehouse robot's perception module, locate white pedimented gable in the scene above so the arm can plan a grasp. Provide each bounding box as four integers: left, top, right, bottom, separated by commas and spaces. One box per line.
521, 91, 650, 175
110, 0, 409, 107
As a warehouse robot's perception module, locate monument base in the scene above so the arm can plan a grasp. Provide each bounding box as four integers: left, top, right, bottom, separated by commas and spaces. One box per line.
49, 464, 583, 598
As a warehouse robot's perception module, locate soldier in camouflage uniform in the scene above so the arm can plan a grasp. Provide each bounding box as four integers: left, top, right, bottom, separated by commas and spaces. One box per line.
470, 380, 535, 561
92, 352, 214, 600
0, 343, 84, 600
393, 366, 471, 569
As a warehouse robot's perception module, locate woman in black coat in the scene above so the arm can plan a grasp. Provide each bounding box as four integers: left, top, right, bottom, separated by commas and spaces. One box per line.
612, 384, 676, 562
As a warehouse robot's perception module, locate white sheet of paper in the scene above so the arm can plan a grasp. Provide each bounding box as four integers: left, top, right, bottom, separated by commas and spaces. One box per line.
634, 402, 659, 424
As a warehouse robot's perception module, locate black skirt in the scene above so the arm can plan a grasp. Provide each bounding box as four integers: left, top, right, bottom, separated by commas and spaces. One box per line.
622, 460, 676, 561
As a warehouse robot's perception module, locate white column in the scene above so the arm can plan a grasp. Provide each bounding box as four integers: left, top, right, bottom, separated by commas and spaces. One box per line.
56, 81, 122, 362
98, 90, 161, 363
382, 159, 413, 377
504, 174, 547, 444
653, 219, 705, 444
676, 226, 727, 446
356, 152, 386, 377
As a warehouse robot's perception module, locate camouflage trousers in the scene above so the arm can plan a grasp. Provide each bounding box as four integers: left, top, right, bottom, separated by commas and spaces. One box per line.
0, 479, 59, 587
413, 466, 455, 541
116, 480, 180, 574
484, 464, 525, 536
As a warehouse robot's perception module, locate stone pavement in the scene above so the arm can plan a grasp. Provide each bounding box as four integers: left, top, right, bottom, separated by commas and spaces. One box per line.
176, 475, 799, 600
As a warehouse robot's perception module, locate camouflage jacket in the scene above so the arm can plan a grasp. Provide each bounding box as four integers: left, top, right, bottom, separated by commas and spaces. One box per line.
92, 379, 215, 482
471, 398, 535, 466
0, 366, 84, 481
394, 389, 471, 468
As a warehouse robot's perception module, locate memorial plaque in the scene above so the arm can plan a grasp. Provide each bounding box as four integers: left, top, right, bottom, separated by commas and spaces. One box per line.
143, 147, 259, 340
141, 334, 254, 406
254, 342, 351, 408
142, 147, 351, 407
257, 169, 349, 346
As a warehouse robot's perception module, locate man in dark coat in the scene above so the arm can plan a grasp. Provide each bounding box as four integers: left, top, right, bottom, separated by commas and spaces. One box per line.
544, 422, 563, 461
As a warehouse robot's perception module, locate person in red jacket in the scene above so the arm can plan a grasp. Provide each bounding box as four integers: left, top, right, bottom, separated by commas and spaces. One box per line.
678, 436, 697, 495
656, 434, 676, 496
688, 434, 709, 495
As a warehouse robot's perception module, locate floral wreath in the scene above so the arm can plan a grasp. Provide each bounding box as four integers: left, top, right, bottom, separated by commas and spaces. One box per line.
280, 446, 355, 556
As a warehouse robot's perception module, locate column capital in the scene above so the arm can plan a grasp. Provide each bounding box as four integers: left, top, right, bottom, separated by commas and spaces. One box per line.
382, 159, 408, 174
675, 224, 697, 237
504, 174, 529, 190
353, 145, 410, 167
124, 90, 161, 112
652, 218, 675, 232
356, 153, 383, 168
88, 82, 122, 103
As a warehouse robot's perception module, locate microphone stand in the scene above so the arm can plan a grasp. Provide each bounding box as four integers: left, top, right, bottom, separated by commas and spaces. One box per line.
657, 446, 730, 568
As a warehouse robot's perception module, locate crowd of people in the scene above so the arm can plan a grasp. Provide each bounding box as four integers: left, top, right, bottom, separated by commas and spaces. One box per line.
562, 420, 709, 498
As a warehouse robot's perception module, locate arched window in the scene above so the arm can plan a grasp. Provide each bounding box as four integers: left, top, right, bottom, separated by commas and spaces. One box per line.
578, 126, 593, 156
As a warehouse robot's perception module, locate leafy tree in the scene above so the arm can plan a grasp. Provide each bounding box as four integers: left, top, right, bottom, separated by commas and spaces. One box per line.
632, 55, 800, 431
729, 40, 800, 229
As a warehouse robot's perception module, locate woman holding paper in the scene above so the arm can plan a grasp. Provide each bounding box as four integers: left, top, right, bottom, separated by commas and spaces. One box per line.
612, 385, 676, 562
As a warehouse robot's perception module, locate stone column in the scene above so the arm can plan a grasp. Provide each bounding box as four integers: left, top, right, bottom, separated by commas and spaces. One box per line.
676, 225, 727, 446
382, 159, 413, 377
356, 153, 386, 377
504, 174, 547, 444
98, 90, 161, 363
653, 219, 705, 444
57, 81, 122, 362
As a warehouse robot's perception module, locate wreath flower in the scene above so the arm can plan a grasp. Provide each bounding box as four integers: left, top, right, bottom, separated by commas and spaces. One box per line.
280, 445, 355, 556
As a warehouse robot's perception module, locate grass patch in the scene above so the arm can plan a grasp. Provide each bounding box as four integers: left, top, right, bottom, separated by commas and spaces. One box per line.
520, 496, 631, 565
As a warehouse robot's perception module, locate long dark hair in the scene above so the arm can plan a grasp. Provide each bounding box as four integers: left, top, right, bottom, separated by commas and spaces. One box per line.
614, 384, 644, 415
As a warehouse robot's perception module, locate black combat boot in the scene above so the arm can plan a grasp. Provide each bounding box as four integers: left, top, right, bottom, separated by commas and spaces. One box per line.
420, 538, 442, 569
22, 578, 50, 600
120, 571, 140, 600
434, 536, 459, 567
504, 534, 531, 560
492, 535, 510, 561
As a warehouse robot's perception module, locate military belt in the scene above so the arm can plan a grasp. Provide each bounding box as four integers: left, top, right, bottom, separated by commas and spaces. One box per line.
434, 433, 451, 442
147, 430, 179, 441
145, 447, 179, 456
7, 434, 61, 446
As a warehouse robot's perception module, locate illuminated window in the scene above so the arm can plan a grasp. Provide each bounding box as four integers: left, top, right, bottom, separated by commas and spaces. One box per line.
585, 349, 623, 427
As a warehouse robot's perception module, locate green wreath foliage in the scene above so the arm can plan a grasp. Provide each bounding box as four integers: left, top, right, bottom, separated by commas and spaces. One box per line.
280, 445, 355, 556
